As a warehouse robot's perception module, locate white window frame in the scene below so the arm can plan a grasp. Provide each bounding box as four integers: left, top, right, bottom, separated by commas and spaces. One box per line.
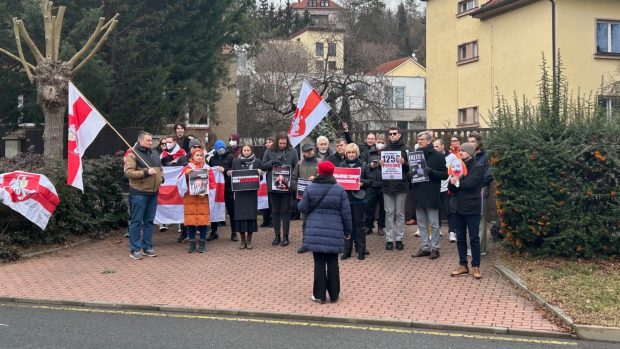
457, 0, 477, 15
596, 20, 620, 54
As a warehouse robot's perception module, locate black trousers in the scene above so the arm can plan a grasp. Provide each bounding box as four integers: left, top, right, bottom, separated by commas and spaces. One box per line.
351, 203, 365, 252
365, 187, 385, 229
211, 190, 235, 233
269, 192, 291, 236
313, 252, 340, 302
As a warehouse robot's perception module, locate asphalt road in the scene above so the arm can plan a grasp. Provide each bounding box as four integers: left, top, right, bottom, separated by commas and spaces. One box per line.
0, 302, 616, 349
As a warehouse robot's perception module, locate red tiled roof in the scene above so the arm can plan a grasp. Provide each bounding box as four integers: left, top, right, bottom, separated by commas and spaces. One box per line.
291, 0, 343, 10
370, 57, 410, 75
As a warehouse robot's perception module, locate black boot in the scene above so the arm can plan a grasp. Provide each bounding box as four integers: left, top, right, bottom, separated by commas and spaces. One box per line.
231, 232, 238, 242
358, 232, 367, 260
188, 240, 196, 253
281, 234, 289, 247
341, 238, 353, 260
177, 231, 188, 243
206, 232, 218, 241
198, 240, 206, 253
272, 233, 281, 246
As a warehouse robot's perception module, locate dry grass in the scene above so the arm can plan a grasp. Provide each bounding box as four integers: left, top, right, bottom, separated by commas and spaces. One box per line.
500, 251, 620, 328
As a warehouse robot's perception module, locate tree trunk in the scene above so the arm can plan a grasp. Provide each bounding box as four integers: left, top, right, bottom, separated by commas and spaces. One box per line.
35, 59, 72, 160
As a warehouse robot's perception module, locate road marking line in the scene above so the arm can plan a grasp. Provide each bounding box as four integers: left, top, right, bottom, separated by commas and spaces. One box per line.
0, 303, 577, 346
0, 324, 8, 327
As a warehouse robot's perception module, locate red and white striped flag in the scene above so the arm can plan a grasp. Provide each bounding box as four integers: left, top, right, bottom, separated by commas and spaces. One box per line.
67, 82, 107, 192
288, 80, 332, 148
0, 171, 59, 230
154, 166, 226, 224
257, 175, 268, 210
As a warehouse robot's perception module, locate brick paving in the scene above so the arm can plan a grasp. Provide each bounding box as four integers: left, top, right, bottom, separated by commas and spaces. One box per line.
0, 221, 561, 332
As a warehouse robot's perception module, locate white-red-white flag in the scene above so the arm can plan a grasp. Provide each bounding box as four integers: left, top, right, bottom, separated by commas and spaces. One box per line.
0, 171, 59, 230
67, 82, 107, 191
288, 80, 332, 147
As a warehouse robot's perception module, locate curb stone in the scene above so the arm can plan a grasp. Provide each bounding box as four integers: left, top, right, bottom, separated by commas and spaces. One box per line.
495, 262, 620, 343
0, 296, 575, 340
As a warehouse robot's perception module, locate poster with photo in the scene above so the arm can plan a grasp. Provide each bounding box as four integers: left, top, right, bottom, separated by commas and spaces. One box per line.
381, 151, 403, 180
231, 169, 260, 191
296, 178, 311, 200
188, 169, 209, 196
408, 151, 429, 183
271, 165, 291, 192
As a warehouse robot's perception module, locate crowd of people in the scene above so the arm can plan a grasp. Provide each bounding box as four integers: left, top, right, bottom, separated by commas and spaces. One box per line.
123, 124, 492, 303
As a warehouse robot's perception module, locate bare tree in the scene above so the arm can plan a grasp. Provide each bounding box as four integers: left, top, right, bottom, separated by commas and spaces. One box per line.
0, 1, 118, 160
238, 35, 392, 141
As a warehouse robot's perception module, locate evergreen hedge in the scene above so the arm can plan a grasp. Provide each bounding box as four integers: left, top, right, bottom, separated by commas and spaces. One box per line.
0, 152, 128, 261
488, 58, 620, 258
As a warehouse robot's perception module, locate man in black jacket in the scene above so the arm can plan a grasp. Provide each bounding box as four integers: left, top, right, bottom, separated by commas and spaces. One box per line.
326, 138, 347, 166
362, 134, 385, 235
379, 127, 410, 251
449, 143, 484, 279
410, 132, 448, 259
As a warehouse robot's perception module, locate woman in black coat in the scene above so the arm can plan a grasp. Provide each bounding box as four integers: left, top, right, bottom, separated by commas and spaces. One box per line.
300, 161, 353, 304
231, 144, 262, 249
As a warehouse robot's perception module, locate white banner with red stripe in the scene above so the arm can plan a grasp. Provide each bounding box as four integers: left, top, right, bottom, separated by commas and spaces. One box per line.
288, 80, 332, 148
67, 82, 107, 192
155, 167, 269, 224
0, 171, 59, 230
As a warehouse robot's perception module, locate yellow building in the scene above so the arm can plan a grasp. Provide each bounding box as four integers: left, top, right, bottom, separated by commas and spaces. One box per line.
424, 0, 620, 128
289, 27, 345, 73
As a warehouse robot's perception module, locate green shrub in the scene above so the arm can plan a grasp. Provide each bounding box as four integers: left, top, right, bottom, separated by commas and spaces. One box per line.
488, 57, 620, 258
0, 152, 128, 260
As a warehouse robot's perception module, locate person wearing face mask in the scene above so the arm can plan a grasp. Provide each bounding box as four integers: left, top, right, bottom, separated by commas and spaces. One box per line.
232, 144, 262, 249
315, 136, 333, 162
326, 138, 347, 166
362, 134, 386, 236
292, 143, 320, 254
261, 132, 299, 247
160, 136, 188, 167
207, 140, 237, 242
338, 143, 371, 260
228, 134, 241, 159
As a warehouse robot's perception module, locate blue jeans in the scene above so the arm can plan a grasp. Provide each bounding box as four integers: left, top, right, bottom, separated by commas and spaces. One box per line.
129, 194, 158, 253
454, 214, 481, 267
187, 225, 208, 240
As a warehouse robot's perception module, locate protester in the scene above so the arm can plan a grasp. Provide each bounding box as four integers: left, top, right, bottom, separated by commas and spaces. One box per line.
434, 139, 457, 243
447, 135, 462, 242
261, 132, 299, 247
300, 161, 352, 304
292, 143, 320, 254
207, 140, 237, 241
410, 131, 448, 260
124, 132, 164, 260
260, 137, 275, 227
160, 135, 187, 167
342, 122, 375, 157
231, 144, 262, 249
362, 134, 385, 236
380, 127, 410, 251
326, 138, 347, 165
338, 143, 369, 260
180, 148, 211, 253
449, 143, 485, 279
174, 124, 191, 154
315, 136, 333, 162
228, 133, 241, 159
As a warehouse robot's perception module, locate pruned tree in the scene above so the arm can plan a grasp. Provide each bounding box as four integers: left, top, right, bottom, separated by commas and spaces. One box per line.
0, 0, 118, 160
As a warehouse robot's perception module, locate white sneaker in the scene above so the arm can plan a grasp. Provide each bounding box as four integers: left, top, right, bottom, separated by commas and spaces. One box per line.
159, 224, 168, 232
413, 230, 420, 237
440, 231, 444, 237
449, 232, 457, 242
467, 248, 472, 256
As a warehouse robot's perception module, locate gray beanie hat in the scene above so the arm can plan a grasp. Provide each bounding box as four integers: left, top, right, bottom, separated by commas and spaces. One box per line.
460, 143, 475, 156
189, 138, 202, 149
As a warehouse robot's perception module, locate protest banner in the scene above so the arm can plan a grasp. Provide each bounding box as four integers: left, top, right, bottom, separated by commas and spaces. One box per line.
271, 165, 291, 192
231, 169, 260, 191
381, 151, 403, 180
408, 151, 429, 183
333, 167, 361, 190
296, 178, 311, 200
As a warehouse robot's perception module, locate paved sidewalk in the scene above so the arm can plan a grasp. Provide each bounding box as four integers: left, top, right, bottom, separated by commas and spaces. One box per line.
0, 221, 561, 332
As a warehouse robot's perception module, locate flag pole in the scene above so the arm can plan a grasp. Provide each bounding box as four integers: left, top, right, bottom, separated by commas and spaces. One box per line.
69, 82, 152, 169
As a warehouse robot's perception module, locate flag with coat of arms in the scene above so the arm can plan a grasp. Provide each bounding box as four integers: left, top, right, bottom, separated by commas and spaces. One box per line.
0, 171, 59, 230
288, 80, 332, 148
